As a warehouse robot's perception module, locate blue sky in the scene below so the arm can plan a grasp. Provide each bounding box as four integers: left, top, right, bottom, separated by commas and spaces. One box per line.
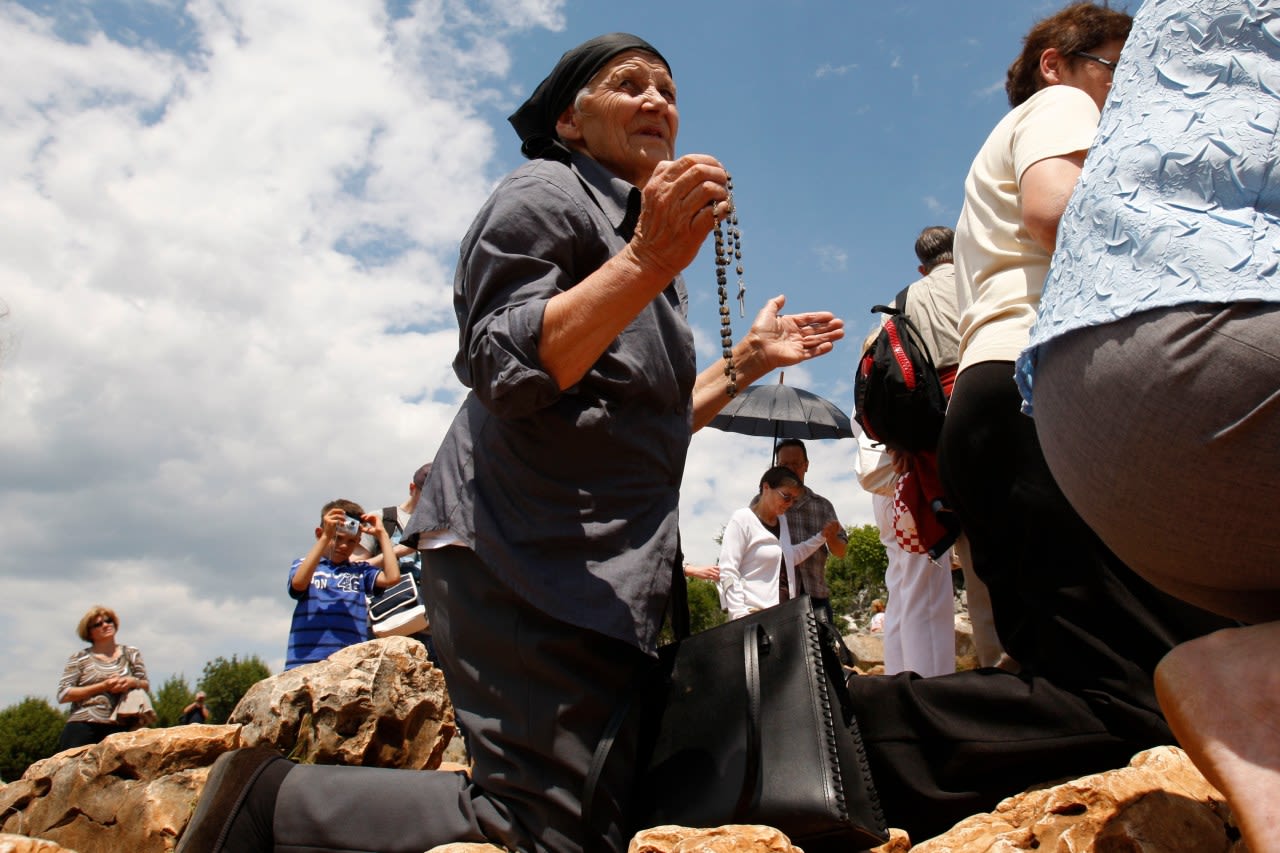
0, 0, 1104, 709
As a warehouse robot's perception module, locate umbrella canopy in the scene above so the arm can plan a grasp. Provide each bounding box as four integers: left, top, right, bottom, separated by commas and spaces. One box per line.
707, 378, 854, 441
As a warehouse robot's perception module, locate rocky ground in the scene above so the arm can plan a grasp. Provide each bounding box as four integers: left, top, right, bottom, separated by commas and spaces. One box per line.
0, 635, 1245, 852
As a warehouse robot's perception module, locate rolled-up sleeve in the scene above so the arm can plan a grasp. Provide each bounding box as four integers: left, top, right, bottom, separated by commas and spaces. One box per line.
456, 173, 602, 419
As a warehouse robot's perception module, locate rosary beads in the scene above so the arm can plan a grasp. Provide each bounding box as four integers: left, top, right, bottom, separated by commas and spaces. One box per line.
713, 174, 745, 398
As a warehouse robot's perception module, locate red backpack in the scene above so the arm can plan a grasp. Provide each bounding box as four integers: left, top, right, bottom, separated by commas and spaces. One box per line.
853, 302, 947, 453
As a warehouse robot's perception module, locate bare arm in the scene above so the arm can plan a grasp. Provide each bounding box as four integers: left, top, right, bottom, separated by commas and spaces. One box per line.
368, 514, 401, 589
291, 509, 344, 592
59, 667, 147, 703
824, 519, 848, 558
1020, 152, 1086, 253
357, 543, 414, 569
683, 563, 721, 581
60, 681, 113, 704
540, 155, 730, 390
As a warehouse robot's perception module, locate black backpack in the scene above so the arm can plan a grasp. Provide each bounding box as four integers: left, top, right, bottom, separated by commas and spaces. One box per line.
853, 298, 947, 453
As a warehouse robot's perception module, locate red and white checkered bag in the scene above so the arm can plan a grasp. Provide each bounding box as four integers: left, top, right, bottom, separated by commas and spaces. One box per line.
890, 457, 963, 560
892, 476, 928, 554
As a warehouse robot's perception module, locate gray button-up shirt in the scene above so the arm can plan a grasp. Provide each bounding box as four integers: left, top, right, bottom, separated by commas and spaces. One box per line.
407, 152, 696, 653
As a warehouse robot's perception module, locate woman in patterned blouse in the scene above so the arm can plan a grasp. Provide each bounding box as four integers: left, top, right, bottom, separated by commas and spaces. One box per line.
56, 605, 150, 751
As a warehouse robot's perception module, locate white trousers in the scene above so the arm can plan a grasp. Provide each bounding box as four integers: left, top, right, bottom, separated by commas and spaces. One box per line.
873, 493, 955, 677
954, 533, 1005, 668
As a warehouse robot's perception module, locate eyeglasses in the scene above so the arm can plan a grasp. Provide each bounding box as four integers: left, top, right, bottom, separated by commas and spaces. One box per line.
1074, 51, 1117, 73
90, 618, 115, 629
775, 489, 800, 504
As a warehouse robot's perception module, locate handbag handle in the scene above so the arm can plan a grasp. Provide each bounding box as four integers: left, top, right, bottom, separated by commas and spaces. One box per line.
735, 621, 767, 818
582, 614, 771, 845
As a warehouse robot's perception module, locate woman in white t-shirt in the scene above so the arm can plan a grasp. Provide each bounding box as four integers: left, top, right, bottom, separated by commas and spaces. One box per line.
717, 466, 841, 621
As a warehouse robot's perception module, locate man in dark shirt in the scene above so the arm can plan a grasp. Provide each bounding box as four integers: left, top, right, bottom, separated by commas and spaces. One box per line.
772, 438, 846, 624
179, 691, 208, 725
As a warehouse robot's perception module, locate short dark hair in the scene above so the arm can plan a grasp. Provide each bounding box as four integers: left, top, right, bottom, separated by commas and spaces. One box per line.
412, 463, 432, 489
759, 465, 803, 493
774, 438, 808, 462
1005, 3, 1132, 107
322, 498, 364, 521
914, 226, 955, 269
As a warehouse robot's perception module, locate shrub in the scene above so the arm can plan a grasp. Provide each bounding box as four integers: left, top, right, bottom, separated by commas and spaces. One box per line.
826, 524, 888, 632
198, 655, 271, 723
0, 697, 65, 781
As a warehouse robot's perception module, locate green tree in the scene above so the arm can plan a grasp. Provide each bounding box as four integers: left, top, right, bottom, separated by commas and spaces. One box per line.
686, 578, 727, 634
658, 577, 728, 645
198, 655, 271, 723
153, 673, 195, 727
825, 524, 888, 633
0, 697, 66, 782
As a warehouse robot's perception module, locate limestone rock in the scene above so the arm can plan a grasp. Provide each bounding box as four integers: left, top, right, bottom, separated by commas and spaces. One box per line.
909, 745, 1243, 852
952, 617, 980, 671
630, 825, 799, 853
0, 836, 80, 852
870, 827, 913, 852
230, 635, 455, 769
0, 726, 242, 853
0, 638, 453, 852
844, 632, 884, 670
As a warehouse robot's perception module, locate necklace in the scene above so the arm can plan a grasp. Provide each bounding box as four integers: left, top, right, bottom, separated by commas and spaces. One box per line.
713, 174, 745, 398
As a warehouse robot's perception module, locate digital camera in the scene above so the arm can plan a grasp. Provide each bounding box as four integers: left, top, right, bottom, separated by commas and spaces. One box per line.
339, 515, 361, 537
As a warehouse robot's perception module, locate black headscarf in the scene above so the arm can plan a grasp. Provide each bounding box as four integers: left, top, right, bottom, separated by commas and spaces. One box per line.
508, 32, 671, 162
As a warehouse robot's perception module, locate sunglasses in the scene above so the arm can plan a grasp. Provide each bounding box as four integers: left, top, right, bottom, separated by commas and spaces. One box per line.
90, 618, 115, 629
1073, 51, 1117, 73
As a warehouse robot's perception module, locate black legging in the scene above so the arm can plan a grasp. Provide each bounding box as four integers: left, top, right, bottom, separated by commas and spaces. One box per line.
844, 361, 1232, 840
57, 719, 128, 751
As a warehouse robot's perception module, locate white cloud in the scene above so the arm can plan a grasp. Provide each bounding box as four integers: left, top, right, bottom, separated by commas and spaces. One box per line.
814, 62, 857, 78
977, 79, 1006, 100
0, 0, 884, 711
812, 243, 848, 273
0, 0, 549, 707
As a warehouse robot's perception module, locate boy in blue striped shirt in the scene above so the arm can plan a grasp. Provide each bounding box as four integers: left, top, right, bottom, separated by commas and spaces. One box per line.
284, 499, 399, 670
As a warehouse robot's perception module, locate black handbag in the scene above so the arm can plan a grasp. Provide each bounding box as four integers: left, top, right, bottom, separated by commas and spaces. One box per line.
586, 574, 888, 852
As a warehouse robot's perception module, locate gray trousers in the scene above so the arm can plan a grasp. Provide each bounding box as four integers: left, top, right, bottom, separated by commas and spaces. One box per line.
274, 546, 652, 853
1035, 301, 1280, 624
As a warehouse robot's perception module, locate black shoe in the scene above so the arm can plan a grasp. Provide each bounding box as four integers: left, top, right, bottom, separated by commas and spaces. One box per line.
177, 747, 286, 853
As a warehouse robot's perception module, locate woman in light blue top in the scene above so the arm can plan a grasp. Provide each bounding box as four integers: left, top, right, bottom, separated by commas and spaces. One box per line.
1019, 2, 1280, 848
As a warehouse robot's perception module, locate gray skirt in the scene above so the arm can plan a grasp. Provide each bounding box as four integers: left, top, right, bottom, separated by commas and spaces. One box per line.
1034, 302, 1280, 625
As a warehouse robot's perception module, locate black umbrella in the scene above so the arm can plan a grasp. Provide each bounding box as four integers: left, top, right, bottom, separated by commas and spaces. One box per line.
707, 374, 854, 442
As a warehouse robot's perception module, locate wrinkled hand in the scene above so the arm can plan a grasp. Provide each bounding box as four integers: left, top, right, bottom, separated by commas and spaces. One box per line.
102, 676, 132, 695
629, 154, 730, 282
747, 295, 845, 370
822, 519, 843, 541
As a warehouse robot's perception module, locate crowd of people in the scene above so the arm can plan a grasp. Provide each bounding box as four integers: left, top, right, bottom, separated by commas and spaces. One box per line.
56, 2, 1280, 851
